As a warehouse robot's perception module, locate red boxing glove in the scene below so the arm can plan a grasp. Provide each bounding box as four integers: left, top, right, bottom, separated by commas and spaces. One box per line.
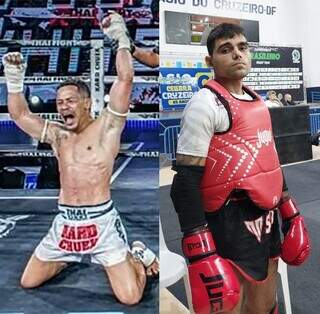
182, 228, 240, 314
279, 198, 311, 265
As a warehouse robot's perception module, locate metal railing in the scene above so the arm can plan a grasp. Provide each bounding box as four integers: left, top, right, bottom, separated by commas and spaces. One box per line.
311, 91, 320, 103
310, 113, 320, 135
163, 125, 180, 162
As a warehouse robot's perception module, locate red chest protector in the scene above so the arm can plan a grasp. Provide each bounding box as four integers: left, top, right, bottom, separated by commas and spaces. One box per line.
200, 80, 283, 212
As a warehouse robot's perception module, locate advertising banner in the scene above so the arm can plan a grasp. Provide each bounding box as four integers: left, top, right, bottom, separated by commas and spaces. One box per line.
160, 67, 212, 110
245, 46, 304, 101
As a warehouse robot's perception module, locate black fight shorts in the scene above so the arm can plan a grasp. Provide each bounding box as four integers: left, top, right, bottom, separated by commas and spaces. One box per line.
205, 198, 281, 282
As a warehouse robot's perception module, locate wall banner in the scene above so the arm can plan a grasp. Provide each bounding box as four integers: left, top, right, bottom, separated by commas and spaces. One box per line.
160, 0, 277, 16
160, 67, 212, 110
245, 46, 304, 102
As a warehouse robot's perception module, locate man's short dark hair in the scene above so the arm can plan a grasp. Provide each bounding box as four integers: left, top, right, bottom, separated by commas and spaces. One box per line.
57, 79, 91, 98
206, 23, 246, 56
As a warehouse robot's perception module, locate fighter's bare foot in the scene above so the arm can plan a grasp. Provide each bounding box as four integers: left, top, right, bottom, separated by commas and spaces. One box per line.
131, 241, 159, 277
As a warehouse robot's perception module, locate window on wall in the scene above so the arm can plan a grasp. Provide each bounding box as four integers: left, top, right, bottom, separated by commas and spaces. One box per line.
165, 11, 190, 45
190, 14, 215, 45
165, 11, 260, 45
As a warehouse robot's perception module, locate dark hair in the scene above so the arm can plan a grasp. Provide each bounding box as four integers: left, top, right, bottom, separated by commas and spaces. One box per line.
57, 79, 90, 98
206, 23, 246, 56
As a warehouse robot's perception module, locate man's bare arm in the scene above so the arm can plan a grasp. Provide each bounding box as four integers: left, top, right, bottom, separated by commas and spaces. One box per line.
108, 48, 133, 115
8, 94, 62, 145
3, 52, 61, 144
8, 93, 46, 141
100, 13, 133, 116
132, 46, 159, 68
3, 52, 46, 141
100, 48, 133, 134
176, 153, 206, 166
98, 13, 134, 159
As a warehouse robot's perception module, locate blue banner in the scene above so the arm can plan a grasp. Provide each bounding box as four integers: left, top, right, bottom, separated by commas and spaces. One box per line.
160, 67, 212, 111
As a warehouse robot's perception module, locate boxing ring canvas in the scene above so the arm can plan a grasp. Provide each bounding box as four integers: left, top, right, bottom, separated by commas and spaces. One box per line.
0, 153, 159, 314
0, 112, 159, 313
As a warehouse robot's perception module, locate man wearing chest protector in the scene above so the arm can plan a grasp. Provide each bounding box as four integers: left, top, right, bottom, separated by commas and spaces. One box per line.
170, 23, 311, 314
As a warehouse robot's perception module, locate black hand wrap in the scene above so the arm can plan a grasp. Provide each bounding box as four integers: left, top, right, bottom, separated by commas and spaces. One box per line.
170, 165, 207, 232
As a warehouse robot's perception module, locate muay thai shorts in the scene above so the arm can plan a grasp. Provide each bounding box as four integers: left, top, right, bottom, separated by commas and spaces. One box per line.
35, 200, 130, 267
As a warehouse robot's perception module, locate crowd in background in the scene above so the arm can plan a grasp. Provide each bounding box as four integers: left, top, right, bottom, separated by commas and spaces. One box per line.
265, 90, 295, 107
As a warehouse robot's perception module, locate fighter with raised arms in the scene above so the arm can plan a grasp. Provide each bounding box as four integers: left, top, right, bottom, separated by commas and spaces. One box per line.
2, 11, 159, 305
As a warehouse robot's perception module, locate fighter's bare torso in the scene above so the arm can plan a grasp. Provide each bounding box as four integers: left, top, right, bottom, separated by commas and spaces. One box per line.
46, 111, 124, 205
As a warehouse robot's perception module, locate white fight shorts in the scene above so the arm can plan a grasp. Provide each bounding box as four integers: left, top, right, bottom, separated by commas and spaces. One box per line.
35, 200, 130, 267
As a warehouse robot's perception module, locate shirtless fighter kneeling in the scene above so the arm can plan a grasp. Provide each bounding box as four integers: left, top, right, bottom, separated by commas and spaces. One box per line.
2, 12, 159, 306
